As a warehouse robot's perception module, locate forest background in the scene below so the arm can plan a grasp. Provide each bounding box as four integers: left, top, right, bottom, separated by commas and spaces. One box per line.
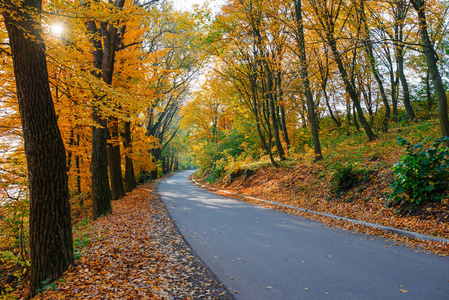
0, 0, 449, 297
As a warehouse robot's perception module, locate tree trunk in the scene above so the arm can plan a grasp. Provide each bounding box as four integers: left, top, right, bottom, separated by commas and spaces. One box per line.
2, 1, 74, 297
86, 19, 112, 219
326, 31, 377, 141
294, 0, 323, 160
267, 76, 286, 161
363, 85, 375, 125
123, 121, 137, 192
323, 83, 341, 127
412, 0, 449, 144
353, 103, 360, 131
75, 134, 82, 195
276, 72, 291, 150
91, 110, 112, 218
425, 71, 433, 114
101, 21, 125, 200
359, 0, 390, 132
385, 42, 399, 121
107, 117, 125, 200
250, 78, 270, 154
395, 25, 416, 121
346, 99, 352, 125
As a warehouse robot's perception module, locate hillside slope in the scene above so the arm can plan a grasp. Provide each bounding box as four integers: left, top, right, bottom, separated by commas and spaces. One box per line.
196, 121, 449, 256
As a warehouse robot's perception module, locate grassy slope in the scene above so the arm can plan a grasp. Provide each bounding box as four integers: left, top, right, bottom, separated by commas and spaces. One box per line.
200, 119, 449, 255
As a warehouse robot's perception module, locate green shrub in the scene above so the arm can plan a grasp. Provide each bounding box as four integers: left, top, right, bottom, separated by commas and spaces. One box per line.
386, 137, 449, 213
330, 163, 367, 197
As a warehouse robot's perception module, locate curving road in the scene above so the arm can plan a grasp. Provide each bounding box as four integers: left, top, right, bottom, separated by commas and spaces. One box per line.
158, 171, 449, 299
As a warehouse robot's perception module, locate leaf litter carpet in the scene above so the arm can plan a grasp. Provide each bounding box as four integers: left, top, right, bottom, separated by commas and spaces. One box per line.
34, 178, 231, 300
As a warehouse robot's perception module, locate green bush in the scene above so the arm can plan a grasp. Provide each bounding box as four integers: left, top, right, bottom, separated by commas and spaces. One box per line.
329, 163, 367, 197
386, 137, 449, 213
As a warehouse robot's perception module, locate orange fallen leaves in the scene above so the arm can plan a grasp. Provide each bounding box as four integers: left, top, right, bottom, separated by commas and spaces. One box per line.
29, 178, 230, 300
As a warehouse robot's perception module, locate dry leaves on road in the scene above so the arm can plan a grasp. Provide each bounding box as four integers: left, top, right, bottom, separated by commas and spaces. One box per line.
32, 178, 231, 300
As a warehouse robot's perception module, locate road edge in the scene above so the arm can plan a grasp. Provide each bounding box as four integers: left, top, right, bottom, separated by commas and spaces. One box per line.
156, 172, 237, 300
191, 177, 449, 245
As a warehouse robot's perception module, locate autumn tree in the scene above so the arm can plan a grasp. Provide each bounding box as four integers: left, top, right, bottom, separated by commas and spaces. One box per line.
392, 0, 416, 121
357, 0, 390, 132
209, 0, 296, 165
143, 3, 208, 178
0, 0, 74, 297
293, 0, 323, 160
411, 0, 449, 145
308, 0, 377, 141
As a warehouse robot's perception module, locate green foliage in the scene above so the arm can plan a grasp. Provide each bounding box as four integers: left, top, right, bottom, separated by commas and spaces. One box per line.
329, 163, 370, 197
137, 171, 152, 183
386, 137, 449, 213
37, 278, 57, 292
194, 130, 256, 182
73, 218, 93, 261
0, 195, 30, 293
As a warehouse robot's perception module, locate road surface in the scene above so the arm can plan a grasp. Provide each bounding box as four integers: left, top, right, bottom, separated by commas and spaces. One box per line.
158, 170, 449, 299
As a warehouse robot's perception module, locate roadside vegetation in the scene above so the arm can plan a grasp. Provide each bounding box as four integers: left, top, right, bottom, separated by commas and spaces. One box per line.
191, 118, 449, 255
1, 0, 449, 298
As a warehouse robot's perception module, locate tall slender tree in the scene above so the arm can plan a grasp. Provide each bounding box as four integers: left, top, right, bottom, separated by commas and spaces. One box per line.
310, 0, 377, 141
392, 0, 416, 121
293, 0, 323, 160
411, 0, 449, 145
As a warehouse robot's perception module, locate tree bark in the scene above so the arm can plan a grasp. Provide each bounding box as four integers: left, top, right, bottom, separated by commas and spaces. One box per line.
86, 19, 112, 219
1, 1, 74, 297
395, 17, 416, 121
123, 121, 137, 192
107, 117, 125, 200
100, 19, 126, 200
425, 71, 433, 114
412, 0, 449, 144
326, 31, 377, 141
91, 108, 112, 218
276, 72, 291, 150
359, 0, 390, 132
293, 0, 323, 160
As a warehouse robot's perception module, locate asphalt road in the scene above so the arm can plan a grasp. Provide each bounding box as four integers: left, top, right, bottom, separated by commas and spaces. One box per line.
158, 170, 449, 299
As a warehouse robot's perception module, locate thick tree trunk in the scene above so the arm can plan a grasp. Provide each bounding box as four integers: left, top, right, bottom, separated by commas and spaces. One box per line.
425, 71, 433, 113
412, 0, 449, 144
86, 19, 112, 219
123, 121, 137, 192
91, 110, 112, 218
101, 23, 125, 200
1, 1, 74, 297
107, 117, 125, 200
294, 0, 322, 160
